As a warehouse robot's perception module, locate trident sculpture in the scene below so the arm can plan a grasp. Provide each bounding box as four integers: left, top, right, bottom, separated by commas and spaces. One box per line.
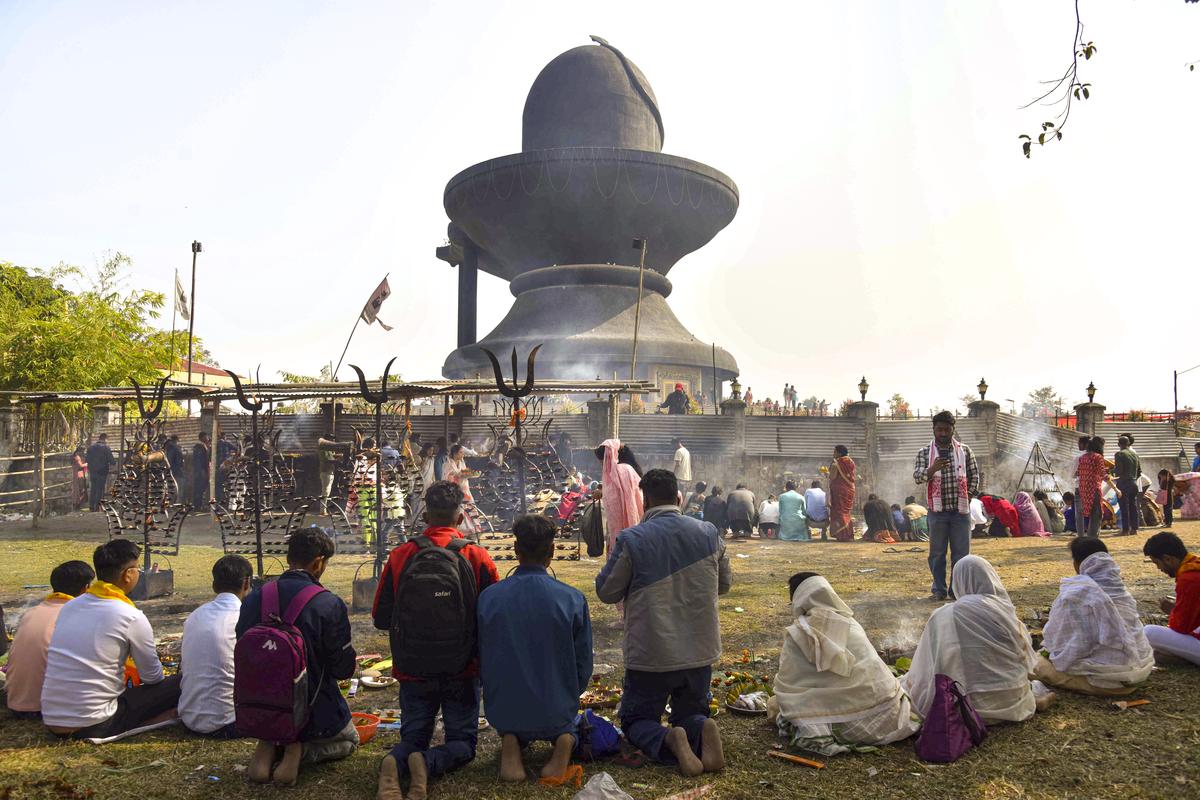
481, 345, 541, 516
348, 357, 397, 579
129, 376, 170, 576
226, 369, 267, 577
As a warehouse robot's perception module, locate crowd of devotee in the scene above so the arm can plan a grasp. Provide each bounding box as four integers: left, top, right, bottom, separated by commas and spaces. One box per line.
1, 410, 1197, 796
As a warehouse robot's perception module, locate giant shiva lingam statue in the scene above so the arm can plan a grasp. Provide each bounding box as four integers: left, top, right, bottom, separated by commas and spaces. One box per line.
437, 36, 739, 399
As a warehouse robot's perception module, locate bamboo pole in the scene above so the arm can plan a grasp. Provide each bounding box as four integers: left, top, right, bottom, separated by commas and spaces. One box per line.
32, 401, 43, 527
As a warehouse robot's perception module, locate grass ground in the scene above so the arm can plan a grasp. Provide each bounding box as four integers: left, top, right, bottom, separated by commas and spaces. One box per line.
1, 514, 1198, 799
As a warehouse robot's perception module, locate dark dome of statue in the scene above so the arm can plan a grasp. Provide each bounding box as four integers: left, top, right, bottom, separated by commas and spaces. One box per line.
521, 37, 664, 153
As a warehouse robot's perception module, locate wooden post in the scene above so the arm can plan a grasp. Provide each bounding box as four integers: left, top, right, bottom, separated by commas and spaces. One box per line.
32, 401, 43, 527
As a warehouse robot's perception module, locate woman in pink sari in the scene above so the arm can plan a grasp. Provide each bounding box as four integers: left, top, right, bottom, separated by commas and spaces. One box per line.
828, 445, 857, 542
594, 439, 644, 553
594, 439, 643, 625
1013, 491, 1049, 537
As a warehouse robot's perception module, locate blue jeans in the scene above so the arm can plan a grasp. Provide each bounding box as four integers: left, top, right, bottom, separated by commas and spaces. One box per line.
389, 677, 480, 780
927, 511, 971, 597
620, 667, 710, 765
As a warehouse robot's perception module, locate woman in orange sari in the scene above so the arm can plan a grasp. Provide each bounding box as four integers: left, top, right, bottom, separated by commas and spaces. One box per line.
828, 445, 857, 541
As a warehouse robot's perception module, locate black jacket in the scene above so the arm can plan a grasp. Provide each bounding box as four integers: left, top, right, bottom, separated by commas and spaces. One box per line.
702, 495, 728, 528
85, 442, 114, 474
660, 390, 690, 415
236, 570, 356, 740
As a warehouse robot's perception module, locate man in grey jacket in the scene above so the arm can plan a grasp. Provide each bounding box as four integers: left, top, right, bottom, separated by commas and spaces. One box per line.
725, 483, 756, 540
595, 469, 732, 777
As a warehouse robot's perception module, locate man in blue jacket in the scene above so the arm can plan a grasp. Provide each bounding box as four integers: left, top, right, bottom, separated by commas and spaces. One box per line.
236, 527, 357, 786
479, 514, 592, 782
596, 469, 732, 777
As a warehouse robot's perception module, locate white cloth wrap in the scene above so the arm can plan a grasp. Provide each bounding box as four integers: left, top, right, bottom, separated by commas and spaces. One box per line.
900, 555, 1038, 723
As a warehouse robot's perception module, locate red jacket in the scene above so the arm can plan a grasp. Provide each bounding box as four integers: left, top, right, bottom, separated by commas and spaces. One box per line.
371, 526, 499, 680
1170, 554, 1200, 639
981, 496, 1020, 537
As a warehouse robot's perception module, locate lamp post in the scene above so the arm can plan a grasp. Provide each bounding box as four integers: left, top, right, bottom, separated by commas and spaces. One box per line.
977, 377, 988, 401
730, 377, 742, 400
858, 376, 869, 402
1086, 381, 1097, 403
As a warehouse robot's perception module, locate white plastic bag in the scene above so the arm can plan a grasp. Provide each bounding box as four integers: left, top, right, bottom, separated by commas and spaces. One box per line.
572, 772, 635, 800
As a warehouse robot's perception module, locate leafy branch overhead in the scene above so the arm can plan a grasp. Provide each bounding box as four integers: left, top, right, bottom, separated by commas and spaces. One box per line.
1018, 0, 1094, 158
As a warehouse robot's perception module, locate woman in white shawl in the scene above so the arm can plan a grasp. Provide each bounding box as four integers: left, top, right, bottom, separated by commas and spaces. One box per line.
769, 573, 919, 755
900, 555, 1043, 724
1034, 539, 1154, 695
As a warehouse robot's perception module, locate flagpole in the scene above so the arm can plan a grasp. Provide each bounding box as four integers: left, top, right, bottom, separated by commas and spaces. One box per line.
334, 273, 389, 381
170, 270, 178, 377
186, 241, 201, 415
333, 316, 362, 382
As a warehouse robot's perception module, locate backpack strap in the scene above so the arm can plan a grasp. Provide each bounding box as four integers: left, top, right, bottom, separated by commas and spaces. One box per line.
261, 580, 281, 623
445, 538, 470, 553
281, 584, 328, 626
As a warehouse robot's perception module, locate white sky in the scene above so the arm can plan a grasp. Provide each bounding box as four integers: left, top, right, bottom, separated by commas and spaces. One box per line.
1, 1, 1197, 414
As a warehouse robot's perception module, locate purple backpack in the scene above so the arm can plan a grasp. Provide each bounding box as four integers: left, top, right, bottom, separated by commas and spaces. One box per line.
913, 674, 988, 763
234, 581, 326, 744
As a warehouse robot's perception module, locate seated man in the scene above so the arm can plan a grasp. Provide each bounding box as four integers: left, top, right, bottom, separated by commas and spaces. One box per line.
1035, 538, 1154, 695
900, 496, 929, 542
1062, 492, 1077, 534
1142, 531, 1200, 665
803, 481, 828, 540
478, 515, 592, 783
5, 560, 94, 717
179, 555, 253, 737
862, 495, 897, 543
769, 572, 918, 756
41, 540, 181, 738
237, 528, 358, 786
969, 492, 989, 537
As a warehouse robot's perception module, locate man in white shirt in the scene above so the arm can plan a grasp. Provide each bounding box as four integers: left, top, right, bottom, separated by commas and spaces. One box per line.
803, 481, 828, 539
179, 555, 253, 737
969, 492, 988, 536
41, 540, 181, 739
672, 439, 692, 483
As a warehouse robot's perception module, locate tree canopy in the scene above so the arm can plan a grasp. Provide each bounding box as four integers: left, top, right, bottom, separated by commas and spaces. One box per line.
0, 253, 209, 392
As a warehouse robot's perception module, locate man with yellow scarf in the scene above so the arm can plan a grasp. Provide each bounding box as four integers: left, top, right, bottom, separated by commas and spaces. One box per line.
41, 540, 181, 738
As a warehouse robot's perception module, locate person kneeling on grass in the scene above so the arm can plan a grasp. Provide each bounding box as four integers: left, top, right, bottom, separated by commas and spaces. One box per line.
373, 481, 499, 800
1035, 538, 1154, 695
596, 468, 731, 777
237, 528, 358, 786
41, 540, 181, 739
479, 514, 593, 784
179, 555, 253, 738
1142, 531, 1200, 666
769, 572, 919, 755
6, 560, 94, 718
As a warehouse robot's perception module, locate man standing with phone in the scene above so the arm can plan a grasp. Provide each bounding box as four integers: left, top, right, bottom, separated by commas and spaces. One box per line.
913, 411, 980, 601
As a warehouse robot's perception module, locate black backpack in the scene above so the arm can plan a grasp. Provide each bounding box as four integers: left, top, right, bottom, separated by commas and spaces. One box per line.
389, 536, 478, 677
580, 500, 605, 558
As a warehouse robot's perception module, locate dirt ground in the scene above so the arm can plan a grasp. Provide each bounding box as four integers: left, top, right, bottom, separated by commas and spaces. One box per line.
1, 513, 1198, 800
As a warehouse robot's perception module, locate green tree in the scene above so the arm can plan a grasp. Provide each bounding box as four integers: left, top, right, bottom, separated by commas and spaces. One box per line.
1022, 386, 1067, 418
887, 393, 911, 419
0, 253, 206, 392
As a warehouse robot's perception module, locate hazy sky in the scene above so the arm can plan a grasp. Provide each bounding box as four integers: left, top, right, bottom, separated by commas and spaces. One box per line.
2, 1, 1197, 414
